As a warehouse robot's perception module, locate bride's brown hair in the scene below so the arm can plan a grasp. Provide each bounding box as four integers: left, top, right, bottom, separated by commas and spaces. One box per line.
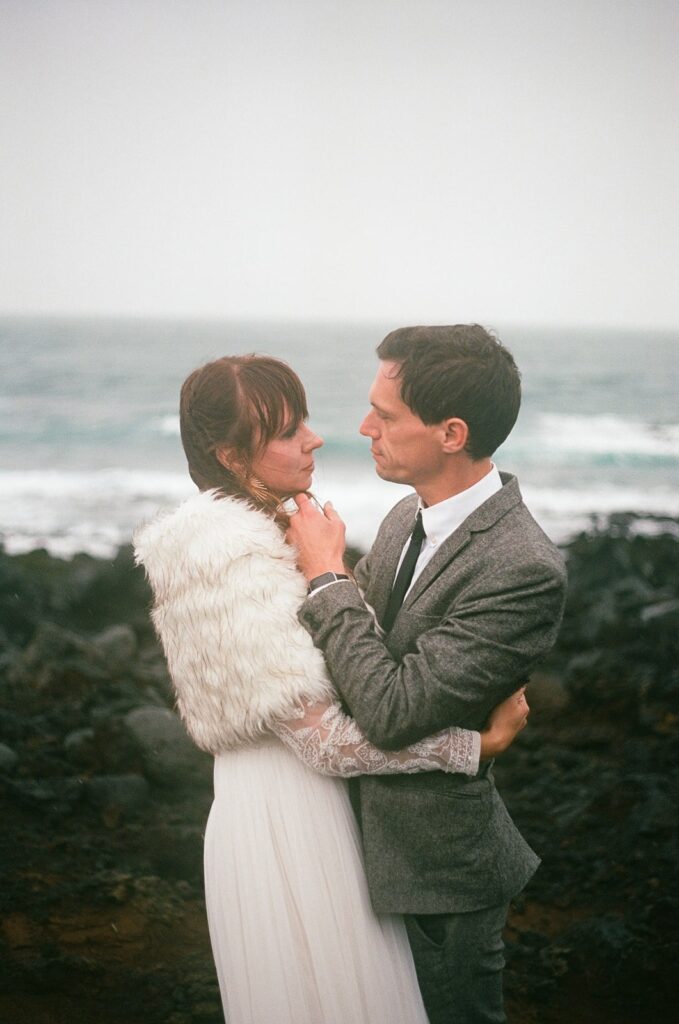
179, 354, 309, 523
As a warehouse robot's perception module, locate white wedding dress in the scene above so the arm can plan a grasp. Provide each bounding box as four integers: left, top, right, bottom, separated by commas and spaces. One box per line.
204, 699, 480, 1024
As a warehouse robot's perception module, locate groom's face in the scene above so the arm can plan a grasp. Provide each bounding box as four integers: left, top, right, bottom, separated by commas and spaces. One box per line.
360, 361, 445, 489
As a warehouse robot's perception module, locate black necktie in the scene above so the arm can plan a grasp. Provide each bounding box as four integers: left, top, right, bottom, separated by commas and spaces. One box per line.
382, 512, 426, 632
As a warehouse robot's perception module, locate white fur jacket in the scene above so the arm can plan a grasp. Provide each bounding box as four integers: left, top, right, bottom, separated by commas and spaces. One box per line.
134, 489, 334, 753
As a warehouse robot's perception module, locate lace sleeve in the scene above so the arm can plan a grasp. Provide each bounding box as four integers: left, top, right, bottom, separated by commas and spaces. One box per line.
270, 699, 480, 778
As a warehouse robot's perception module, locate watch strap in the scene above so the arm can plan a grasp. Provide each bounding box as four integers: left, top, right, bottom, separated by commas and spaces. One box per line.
307, 572, 350, 594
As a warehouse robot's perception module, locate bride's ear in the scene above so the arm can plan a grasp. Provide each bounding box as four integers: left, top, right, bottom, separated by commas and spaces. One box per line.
215, 446, 242, 474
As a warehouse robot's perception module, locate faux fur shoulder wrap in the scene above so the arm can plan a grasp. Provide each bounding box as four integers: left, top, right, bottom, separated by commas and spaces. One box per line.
134, 489, 334, 753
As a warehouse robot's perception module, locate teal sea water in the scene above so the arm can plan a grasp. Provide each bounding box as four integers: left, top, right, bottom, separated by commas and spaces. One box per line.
1, 316, 678, 557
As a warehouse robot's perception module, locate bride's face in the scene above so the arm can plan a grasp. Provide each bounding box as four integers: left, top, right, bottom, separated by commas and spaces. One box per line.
251, 419, 323, 497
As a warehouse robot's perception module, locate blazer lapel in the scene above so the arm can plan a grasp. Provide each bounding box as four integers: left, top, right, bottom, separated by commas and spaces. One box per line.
402, 525, 473, 610
372, 496, 419, 624
402, 474, 523, 611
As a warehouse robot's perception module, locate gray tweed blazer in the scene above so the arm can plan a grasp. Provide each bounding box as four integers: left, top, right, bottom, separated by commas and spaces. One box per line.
299, 473, 567, 914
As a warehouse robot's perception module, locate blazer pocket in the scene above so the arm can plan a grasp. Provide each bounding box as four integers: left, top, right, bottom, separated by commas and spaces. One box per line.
439, 786, 492, 841
391, 610, 442, 650
408, 914, 448, 952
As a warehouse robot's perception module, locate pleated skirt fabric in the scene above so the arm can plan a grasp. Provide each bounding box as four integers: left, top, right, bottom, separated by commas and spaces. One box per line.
204, 737, 429, 1024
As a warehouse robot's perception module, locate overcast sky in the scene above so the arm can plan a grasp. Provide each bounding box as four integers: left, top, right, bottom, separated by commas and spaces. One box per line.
1, 0, 677, 328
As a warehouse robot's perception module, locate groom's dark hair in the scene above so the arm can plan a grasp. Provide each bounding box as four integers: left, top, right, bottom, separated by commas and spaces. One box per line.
376, 324, 521, 460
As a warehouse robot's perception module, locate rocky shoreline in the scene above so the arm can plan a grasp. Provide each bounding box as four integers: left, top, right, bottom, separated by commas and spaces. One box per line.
1, 514, 677, 1024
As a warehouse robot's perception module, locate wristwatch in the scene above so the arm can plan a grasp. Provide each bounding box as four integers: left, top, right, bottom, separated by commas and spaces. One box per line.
307, 572, 350, 594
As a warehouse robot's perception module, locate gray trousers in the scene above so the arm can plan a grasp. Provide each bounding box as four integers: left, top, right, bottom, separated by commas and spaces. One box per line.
404, 903, 509, 1024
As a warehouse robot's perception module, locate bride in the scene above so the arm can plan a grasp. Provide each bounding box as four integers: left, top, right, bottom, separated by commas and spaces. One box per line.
134, 354, 529, 1024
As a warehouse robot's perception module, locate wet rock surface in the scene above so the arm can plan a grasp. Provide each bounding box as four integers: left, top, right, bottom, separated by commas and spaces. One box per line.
1, 518, 678, 1023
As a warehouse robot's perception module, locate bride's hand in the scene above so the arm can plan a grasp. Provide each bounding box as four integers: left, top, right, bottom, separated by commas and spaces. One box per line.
479, 687, 529, 760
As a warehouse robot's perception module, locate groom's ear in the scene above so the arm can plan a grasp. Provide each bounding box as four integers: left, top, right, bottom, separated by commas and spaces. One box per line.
440, 417, 469, 454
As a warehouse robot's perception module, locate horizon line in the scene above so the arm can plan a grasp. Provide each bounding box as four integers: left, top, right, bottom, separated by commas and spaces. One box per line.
1, 309, 677, 336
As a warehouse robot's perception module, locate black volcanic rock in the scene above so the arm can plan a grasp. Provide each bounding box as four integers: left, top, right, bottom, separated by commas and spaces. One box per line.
497, 516, 679, 1022
123, 705, 212, 788
1, 516, 678, 1024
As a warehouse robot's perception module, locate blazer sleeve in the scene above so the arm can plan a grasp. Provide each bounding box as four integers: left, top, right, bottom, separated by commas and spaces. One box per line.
353, 548, 372, 591
298, 559, 567, 749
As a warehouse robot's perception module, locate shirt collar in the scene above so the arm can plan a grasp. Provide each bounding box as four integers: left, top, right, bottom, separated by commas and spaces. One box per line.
418, 464, 503, 548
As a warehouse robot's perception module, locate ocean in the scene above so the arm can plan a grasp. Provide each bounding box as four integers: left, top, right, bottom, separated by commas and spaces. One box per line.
1, 316, 678, 558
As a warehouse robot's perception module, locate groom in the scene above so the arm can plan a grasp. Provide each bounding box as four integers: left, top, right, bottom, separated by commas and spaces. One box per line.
287, 325, 567, 1023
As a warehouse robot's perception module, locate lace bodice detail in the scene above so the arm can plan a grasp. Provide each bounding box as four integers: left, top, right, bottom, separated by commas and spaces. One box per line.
270, 699, 480, 777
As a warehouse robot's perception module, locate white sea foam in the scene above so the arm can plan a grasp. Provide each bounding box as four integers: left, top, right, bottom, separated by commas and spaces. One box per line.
320, 472, 679, 548
0, 469, 194, 558
153, 410, 679, 459
533, 413, 679, 457
2, 466, 678, 559
521, 481, 679, 541
0, 469, 192, 500
156, 415, 180, 435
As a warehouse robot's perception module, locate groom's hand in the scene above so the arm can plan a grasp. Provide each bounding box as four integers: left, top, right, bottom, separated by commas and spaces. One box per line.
286, 493, 347, 581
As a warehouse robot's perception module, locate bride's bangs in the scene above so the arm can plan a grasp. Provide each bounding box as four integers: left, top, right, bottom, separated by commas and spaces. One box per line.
241, 360, 309, 448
